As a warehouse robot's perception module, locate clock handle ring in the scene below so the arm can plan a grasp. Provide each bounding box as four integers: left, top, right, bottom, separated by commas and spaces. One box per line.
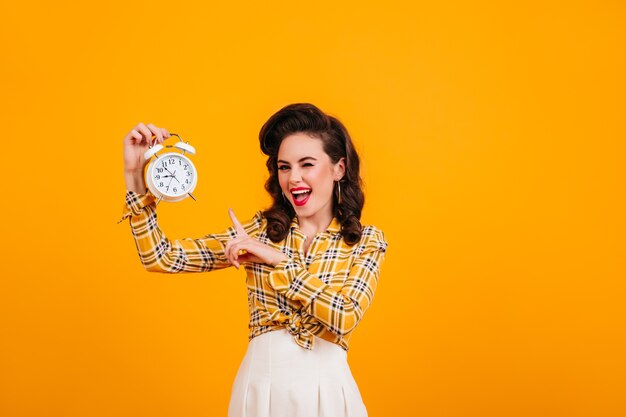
144, 133, 189, 159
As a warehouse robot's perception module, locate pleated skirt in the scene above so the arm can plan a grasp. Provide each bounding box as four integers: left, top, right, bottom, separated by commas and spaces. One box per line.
228, 329, 368, 417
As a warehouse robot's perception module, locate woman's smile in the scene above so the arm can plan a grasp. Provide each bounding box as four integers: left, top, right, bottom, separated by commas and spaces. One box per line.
291, 187, 312, 206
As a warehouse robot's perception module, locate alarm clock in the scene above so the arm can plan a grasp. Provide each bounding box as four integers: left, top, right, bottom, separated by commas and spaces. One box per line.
144, 133, 198, 203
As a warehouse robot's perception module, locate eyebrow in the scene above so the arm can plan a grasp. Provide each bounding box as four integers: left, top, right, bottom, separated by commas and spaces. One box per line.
277, 156, 318, 164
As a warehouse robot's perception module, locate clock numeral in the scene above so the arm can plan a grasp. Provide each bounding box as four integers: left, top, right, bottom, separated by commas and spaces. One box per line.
173, 187, 177, 193
159, 182, 164, 187
182, 185, 186, 190
185, 179, 190, 184
156, 168, 163, 173
186, 171, 191, 177
169, 158, 175, 165
155, 175, 160, 180
184, 165, 188, 170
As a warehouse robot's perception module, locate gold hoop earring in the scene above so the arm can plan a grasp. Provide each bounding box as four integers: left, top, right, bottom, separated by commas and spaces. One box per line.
336, 180, 342, 205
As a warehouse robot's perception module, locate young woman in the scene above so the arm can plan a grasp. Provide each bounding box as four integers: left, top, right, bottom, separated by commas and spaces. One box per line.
119, 103, 389, 417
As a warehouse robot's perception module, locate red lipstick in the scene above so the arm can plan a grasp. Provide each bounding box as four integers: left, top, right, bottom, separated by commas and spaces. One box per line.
290, 187, 312, 207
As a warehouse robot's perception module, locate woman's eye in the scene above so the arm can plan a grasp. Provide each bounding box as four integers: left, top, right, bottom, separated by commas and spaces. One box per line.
278, 164, 312, 170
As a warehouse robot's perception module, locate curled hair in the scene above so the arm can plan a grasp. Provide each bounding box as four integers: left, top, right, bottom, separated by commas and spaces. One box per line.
259, 103, 365, 245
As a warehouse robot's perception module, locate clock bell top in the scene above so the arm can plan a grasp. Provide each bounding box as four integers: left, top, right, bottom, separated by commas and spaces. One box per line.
144, 133, 196, 159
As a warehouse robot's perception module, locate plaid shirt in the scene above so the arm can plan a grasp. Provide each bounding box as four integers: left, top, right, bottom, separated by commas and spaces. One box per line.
118, 190, 388, 351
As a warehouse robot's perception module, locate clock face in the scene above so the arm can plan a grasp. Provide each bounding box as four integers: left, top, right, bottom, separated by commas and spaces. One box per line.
148, 153, 197, 199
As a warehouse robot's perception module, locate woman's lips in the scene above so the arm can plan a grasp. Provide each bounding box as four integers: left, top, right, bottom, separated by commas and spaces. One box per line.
292, 191, 311, 207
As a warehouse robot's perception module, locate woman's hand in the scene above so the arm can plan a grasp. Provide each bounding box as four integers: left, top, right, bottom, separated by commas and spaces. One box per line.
224, 208, 289, 269
123, 122, 171, 174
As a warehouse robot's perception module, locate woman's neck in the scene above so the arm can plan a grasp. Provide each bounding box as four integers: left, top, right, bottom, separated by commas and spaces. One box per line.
297, 210, 333, 237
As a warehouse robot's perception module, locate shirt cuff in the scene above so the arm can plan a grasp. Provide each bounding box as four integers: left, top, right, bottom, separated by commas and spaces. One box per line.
117, 189, 156, 224
267, 258, 330, 308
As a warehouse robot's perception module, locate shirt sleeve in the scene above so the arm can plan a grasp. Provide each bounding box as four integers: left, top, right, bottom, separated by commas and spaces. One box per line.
266, 228, 388, 337
117, 189, 264, 273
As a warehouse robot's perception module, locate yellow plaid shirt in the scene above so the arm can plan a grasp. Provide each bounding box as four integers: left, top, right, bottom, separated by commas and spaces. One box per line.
118, 190, 388, 351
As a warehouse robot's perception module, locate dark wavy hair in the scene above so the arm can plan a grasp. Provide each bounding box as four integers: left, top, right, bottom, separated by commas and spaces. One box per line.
259, 103, 365, 245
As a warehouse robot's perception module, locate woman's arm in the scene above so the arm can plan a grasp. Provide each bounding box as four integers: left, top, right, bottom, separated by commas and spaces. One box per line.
265, 227, 388, 336
118, 189, 264, 273
119, 122, 263, 273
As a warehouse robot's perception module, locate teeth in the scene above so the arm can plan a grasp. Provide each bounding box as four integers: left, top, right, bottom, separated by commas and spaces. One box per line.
292, 189, 311, 195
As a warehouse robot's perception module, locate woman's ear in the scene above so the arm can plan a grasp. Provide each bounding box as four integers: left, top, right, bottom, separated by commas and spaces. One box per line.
335, 157, 346, 180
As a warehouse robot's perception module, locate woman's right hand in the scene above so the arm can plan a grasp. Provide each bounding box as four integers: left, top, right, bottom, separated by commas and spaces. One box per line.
123, 122, 171, 173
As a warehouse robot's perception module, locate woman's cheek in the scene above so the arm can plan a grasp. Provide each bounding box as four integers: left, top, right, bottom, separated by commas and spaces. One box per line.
307, 166, 323, 182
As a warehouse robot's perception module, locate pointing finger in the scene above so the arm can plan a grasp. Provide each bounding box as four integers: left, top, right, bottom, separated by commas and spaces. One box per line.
228, 208, 248, 236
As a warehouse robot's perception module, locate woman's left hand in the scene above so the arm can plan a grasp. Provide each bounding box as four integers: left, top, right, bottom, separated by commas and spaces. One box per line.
224, 208, 288, 269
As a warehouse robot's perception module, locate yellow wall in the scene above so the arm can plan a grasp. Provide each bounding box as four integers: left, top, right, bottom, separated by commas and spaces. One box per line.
1, 1, 624, 416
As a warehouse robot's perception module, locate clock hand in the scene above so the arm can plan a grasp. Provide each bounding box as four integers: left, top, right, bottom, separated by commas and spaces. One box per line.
171, 170, 181, 183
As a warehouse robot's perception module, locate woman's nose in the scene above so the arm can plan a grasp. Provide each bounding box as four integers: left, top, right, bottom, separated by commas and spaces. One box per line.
288, 168, 303, 182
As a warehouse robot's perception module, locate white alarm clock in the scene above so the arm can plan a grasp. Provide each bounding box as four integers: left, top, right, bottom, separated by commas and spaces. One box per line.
144, 133, 198, 203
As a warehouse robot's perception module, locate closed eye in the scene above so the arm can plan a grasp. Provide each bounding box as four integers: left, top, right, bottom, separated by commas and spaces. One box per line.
278, 163, 314, 171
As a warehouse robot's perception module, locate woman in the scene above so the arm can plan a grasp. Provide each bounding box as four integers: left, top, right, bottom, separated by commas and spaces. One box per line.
119, 103, 389, 417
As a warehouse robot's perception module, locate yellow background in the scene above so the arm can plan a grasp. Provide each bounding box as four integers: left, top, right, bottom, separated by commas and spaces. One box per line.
1, 1, 624, 416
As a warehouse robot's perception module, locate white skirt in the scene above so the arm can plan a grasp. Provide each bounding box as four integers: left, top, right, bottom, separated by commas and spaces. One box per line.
228, 329, 368, 417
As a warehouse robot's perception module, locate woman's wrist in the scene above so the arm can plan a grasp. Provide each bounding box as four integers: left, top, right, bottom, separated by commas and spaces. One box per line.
124, 170, 147, 194
272, 253, 289, 267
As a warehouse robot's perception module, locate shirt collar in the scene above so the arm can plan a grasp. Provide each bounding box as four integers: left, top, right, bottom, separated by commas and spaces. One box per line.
290, 216, 341, 234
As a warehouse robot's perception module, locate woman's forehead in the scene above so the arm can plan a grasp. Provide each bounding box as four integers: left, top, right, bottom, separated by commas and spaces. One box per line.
277, 133, 327, 161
